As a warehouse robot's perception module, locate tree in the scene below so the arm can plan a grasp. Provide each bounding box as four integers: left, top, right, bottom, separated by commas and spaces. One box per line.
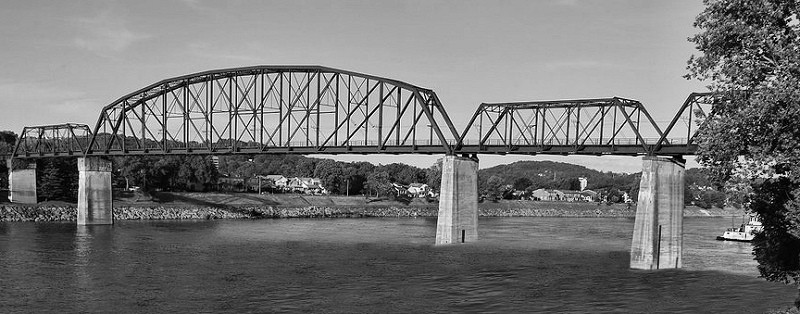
314, 159, 345, 194
513, 177, 533, 191
365, 170, 391, 197
426, 159, 442, 193
483, 175, 505, 201
0, 130, 16, 154
36, 158, 78, 202
38, 160, 66, 202
687, 0, 800, 301
0, 131, 17, 190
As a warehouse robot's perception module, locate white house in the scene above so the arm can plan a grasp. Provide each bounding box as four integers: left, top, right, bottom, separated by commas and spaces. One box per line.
264, 175, 288, 188
287, 177, 327, 194
407, 183, 429, 197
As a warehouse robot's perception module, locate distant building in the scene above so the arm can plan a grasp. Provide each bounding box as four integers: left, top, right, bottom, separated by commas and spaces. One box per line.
287, 177, 327, 194
531, 188, 563, 201
264, 175, 288, 188
407, 183, 429, 197
211, 156, 220, 169
392, 183, 409, 196
530, 188, 597, 202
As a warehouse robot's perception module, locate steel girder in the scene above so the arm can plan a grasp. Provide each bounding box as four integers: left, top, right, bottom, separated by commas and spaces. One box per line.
456, 97, 667, 155
8, 62, 719, 159
73, 65, 459, 157
651, 92, 719, 155
12, 123, 92, 157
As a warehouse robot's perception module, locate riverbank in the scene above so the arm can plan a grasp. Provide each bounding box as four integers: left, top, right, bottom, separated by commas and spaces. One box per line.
0, 194, 744, 222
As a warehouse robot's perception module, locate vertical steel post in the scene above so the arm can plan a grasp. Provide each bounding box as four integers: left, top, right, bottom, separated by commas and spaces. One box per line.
378, 82, 384, 149
575, 104, 581, 147
316, 71, 321, 147
396, 88, 401, 145
335, 73, 340, 146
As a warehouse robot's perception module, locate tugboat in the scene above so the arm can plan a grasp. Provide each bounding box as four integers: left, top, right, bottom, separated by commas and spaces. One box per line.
716, 216, 763, 242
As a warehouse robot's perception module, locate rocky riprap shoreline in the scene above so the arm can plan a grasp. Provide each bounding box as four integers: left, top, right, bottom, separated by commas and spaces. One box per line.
0, 203, 733, 222
0, 205, 248, 222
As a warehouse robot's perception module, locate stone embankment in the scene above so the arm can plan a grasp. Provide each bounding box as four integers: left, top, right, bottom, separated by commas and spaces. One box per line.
0, 205, 248, 222
0, 203, 737, 222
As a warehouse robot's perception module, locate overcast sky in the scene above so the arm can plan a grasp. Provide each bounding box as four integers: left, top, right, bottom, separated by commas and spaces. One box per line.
0, 0, 707, 172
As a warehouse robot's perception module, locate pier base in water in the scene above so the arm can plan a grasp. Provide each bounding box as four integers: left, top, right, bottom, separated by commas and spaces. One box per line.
630, 156, 684, 270
77, 157, 113, 225
6, 159, 37, 204
435, 155, 478, 245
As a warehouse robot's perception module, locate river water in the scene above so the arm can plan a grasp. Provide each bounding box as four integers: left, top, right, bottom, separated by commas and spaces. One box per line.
0, 217, 795, 313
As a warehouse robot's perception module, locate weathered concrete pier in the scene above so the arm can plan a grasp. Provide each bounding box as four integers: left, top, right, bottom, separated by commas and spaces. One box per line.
435, 154, 479, 245
77, 157, 113, 225
629, 156, 685, 270
6, 159, 37, 204
6, 157, 114, 225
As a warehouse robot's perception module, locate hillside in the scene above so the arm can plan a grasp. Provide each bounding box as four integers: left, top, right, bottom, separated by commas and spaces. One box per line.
477, 160, 641, 195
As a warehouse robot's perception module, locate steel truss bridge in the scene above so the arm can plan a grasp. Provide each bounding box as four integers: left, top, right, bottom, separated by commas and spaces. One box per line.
7, 66, 719, 159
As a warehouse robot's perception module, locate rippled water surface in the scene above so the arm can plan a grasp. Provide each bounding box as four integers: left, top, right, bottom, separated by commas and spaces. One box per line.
0, 217, 795, 313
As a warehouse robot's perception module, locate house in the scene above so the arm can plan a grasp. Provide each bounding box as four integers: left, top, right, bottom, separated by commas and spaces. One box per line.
251, 175, 276, 191
562, 190, 598, 202
530, 188, 596, 202
392, 183, 410, 196
530, 189, 564, 201
581, 190, 599, 202
287, 177, 327, 194
264, 175, 288, 188
407, 183, 429, 197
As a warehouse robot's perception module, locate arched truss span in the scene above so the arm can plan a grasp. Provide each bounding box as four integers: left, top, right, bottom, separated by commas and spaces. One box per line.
86, 65, 460, 156
456, 97, 667, 155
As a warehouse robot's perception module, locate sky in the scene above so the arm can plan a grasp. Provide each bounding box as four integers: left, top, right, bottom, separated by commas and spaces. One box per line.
0, 0, 708, 173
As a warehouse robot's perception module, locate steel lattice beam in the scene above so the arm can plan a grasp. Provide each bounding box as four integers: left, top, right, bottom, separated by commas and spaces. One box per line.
456, 97, 667, 155
651, 92, 720, 155
12, 123, 92, 157
8, 64, 720, 159
11, 66, 460, 158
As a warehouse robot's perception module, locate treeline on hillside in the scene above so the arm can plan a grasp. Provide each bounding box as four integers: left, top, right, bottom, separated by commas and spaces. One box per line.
685, 168, 727, 209
476, 161, 727, 208
477, 160, 641, 202
217, 155, 438, 196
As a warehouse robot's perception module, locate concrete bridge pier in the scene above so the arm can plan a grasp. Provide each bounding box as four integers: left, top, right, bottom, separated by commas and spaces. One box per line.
77, 157, 113, 225
630, 156, 685, 270
6, 159, 37, 203
435, 154, 479, 245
